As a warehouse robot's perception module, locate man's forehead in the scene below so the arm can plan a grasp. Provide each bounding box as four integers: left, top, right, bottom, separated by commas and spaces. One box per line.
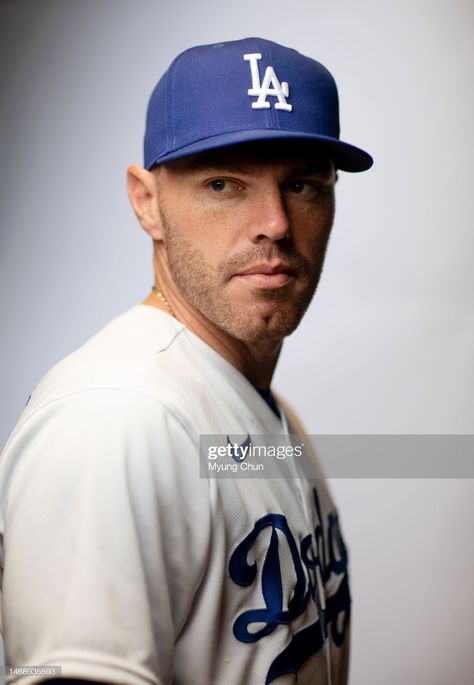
161, 140, 335, 176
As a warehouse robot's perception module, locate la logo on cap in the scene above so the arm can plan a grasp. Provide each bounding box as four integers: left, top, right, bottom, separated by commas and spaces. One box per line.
243, 53, 293, 112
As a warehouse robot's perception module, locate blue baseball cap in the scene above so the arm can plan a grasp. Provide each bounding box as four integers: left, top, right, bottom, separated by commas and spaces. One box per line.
144, 37, 373, 172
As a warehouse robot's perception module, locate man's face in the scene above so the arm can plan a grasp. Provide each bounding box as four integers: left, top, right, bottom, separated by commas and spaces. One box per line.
154, 141, 336, 343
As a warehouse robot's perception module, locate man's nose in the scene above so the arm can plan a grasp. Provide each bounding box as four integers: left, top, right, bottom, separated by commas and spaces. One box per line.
248, 189, 290, 243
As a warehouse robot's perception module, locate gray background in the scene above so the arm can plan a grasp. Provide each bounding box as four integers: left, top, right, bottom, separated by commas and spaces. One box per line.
1, 0, 473, 683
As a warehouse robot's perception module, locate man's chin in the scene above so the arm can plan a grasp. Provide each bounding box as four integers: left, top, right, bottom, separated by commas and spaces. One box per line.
219, 307, 306, 344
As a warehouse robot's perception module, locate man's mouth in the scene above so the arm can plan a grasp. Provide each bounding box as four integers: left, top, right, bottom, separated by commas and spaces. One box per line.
232, 262, 296, 289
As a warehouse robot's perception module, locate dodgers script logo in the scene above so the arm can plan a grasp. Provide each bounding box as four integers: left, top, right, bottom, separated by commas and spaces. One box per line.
243, 52, 293, 112
229, 487, 350, 684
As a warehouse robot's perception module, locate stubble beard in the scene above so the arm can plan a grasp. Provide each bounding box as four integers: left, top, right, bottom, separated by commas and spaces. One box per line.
160, 208, 330, 343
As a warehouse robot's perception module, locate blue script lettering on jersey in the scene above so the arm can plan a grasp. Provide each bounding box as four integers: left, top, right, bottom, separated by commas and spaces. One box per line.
229, 487, 350, 684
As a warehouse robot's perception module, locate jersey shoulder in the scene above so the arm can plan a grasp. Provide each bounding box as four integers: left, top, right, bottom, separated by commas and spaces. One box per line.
16, 306, 190, 421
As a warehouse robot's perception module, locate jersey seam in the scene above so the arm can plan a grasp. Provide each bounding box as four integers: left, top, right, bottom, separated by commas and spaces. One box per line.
152, 321, 187, 353
3, 385, 198, 452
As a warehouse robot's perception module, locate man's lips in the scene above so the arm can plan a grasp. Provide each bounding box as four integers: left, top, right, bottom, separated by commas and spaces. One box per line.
232, 262, 296, 288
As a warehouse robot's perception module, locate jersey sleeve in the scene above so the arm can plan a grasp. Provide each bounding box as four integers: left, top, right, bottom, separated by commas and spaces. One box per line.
0, 389, 212, 685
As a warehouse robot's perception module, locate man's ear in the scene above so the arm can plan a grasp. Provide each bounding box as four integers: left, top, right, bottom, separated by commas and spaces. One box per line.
127, 164, 164, 240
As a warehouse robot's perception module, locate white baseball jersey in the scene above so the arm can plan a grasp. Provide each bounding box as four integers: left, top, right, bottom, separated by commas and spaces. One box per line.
0, 305, 350, 685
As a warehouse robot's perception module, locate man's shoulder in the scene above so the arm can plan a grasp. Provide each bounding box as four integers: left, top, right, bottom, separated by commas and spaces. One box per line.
10, 304, 282, 446
23, 305, 190, 416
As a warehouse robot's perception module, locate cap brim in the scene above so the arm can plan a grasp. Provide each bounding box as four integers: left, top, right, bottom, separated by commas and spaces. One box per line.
148, 129, 373, 173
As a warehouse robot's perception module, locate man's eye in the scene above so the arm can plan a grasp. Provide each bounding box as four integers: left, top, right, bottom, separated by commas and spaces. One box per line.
210, 180, 227, 192
289, 181, 306, 194
208, 179, 244, 193
287, 181, 323, 198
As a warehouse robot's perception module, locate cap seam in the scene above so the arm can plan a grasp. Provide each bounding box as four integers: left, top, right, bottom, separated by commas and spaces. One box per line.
265, 41, 279, 129
169, 60, 175, 150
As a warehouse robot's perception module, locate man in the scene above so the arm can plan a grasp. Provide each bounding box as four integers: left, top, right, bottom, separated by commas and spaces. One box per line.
0, 38, 372, 685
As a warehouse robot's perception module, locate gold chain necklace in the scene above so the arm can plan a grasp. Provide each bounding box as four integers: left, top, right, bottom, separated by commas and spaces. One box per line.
151, 285, 175, 318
